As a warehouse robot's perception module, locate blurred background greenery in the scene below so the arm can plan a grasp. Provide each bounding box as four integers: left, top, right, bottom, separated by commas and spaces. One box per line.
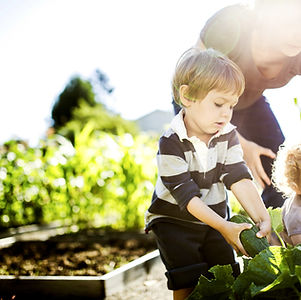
0, 70, 157, 230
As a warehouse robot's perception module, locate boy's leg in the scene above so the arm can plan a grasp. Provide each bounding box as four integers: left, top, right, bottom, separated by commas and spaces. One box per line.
203, 227, 240, 277
151, 222, 209, 291
231, 96, 285, 208
173, 287, 194, 300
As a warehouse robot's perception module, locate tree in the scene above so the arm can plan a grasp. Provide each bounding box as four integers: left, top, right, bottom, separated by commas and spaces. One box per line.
57, 101, 139, 143
51, 76, 96, 128
50, 71, 139, 143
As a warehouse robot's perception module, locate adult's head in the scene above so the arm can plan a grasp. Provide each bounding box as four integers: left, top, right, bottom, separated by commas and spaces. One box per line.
198, 0, 301, 59
253, 0, 301, 57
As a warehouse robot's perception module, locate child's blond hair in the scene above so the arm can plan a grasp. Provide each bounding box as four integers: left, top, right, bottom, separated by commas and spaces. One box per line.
272, 143, 301, 197
172, 48, 245, 106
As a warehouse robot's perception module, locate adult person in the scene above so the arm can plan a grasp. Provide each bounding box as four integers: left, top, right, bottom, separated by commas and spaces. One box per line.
173, 0, 301, 208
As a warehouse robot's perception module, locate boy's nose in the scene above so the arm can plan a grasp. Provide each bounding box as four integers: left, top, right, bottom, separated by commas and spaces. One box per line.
222, 108, 232, 118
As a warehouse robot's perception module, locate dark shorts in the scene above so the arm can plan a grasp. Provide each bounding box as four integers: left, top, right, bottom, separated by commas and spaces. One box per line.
151, 221, 240, 290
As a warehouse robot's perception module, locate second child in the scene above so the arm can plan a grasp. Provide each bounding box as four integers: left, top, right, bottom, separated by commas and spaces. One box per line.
272, 143, 301, 246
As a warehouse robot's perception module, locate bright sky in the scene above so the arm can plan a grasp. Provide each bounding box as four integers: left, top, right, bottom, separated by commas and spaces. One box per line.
0, 0, 300, 146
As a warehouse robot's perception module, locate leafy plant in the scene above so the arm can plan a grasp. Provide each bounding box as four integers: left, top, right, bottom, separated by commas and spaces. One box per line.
187, 210, 301, 299
268, 207, 286, 247
0, 124, 157, 230
187, 246, 301, 300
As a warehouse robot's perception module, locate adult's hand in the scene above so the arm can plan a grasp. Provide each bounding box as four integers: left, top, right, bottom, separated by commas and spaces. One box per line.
237, 133, 276, 188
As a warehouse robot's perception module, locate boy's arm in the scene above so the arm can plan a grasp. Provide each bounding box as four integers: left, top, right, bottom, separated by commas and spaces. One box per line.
187, 196, 252, 256
231, 178, 271, 238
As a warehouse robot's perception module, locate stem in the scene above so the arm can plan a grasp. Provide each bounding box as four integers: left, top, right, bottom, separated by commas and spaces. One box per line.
275, 230, 286, 248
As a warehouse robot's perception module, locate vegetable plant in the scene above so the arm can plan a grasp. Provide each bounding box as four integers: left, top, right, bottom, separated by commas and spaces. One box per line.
187, 209, 301, 299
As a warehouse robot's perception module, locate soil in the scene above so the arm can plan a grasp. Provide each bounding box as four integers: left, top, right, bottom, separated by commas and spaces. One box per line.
0, 228, 157, 276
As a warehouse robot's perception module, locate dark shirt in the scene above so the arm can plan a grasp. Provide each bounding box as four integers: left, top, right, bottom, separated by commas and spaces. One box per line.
200, 4, 301, 110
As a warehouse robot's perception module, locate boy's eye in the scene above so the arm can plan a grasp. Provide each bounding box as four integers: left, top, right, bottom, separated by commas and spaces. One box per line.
214, 103, 223, 107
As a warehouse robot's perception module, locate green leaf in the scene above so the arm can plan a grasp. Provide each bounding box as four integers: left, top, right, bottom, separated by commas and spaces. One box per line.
294, 97, 298, 105
233, 247, 281, 297
187, 265, 235, 300
253, 270, 298, 296
295, 265, 301, 284
234, 246, 301, 298
268, 207, 284, 233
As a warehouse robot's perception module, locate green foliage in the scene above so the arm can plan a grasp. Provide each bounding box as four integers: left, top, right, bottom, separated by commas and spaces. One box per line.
51, 76, 96, 128
268, 207, 286, 247
268, 207, 284, 234
187, 246, 301, 300
188, 265, 235, 300
0, 125, 157, 230
51, 72, 139, 143
294, 98, 301, 120
57, 101, 139, 143
187, 209, 301, 299
234, 246, 301, 299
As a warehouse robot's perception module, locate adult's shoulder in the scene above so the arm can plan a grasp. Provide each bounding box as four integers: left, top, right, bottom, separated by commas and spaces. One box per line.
200, 4, 253, 56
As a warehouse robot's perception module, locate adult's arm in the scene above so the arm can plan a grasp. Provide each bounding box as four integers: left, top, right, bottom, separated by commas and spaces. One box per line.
237, 132, 276, 188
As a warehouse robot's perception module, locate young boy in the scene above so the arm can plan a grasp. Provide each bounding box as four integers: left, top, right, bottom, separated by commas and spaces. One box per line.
272, 143, 301, 246
145, 48, 271, 300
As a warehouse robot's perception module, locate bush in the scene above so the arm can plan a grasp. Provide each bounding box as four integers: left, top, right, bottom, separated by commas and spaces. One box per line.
0, 124, 157, 230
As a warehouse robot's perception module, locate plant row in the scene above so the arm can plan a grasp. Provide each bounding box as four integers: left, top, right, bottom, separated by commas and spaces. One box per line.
0, 123, 157, 230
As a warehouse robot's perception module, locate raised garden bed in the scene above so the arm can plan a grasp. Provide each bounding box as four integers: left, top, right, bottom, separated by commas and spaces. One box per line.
0, 227, 160, 299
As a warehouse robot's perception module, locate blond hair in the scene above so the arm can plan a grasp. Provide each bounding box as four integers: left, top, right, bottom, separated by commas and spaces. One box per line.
172, 48, 245, 106
272, 143, 301, 197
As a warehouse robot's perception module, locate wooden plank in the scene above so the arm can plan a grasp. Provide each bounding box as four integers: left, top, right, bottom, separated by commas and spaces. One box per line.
0, 276, 104, 299
101, 249, 160, 296
0, 250, 161, 299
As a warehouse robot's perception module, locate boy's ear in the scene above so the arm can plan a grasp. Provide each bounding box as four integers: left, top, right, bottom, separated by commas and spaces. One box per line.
179, 85, 191, 107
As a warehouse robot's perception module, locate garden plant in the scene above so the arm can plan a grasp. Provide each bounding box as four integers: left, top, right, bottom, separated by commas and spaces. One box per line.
187, 208, 301, 299
0, 122, 157, 231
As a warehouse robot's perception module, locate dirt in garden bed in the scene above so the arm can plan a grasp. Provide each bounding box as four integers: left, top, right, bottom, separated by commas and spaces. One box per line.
0, 228, 157, 276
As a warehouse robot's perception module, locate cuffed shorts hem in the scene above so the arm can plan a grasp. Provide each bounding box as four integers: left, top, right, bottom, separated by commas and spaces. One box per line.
165, 262, 208, 290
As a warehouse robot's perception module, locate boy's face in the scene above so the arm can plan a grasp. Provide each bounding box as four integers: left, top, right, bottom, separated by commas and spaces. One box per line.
183, 89, 238, 141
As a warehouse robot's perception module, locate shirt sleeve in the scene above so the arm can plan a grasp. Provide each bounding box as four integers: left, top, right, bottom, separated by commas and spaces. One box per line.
157, 135, 201, 210
220, 130, 253, 189
283, 206, 301, 237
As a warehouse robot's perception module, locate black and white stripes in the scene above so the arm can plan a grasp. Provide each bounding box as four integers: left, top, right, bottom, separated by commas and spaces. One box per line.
145, 110, 252, 230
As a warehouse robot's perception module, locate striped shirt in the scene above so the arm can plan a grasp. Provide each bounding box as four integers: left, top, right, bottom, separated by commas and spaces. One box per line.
145, 110, 252, 231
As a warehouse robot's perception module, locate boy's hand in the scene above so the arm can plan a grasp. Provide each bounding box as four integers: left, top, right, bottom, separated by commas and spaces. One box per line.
255, 219, 271, 241
220, 221, 252, 257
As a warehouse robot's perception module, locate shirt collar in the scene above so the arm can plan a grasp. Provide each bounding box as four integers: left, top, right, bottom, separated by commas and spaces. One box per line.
170, 109, 236, 142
